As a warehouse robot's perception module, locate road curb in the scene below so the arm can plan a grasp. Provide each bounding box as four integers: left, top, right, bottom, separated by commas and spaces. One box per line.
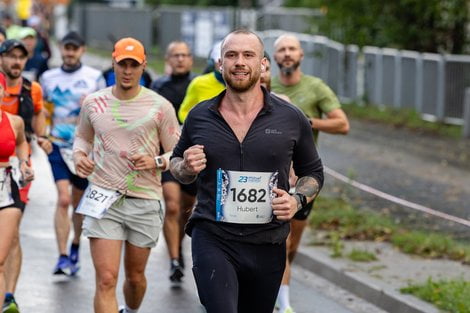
295, 249, 440, 313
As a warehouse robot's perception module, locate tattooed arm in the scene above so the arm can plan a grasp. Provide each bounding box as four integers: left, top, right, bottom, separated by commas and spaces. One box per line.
170, 144, 206, 184
293, 176, 321, 211
272, 175, 321, 221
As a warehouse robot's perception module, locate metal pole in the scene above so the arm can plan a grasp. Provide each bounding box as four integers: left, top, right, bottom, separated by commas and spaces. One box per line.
463, 88, 470, 138
436, 57, 445, 121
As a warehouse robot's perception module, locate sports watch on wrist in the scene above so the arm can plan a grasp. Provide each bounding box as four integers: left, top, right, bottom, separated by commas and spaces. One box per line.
154, 156, 164, 168
294, 193, 307, 210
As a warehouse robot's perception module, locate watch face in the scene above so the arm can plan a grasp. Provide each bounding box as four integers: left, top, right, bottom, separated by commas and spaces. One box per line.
156, 157, 164, 166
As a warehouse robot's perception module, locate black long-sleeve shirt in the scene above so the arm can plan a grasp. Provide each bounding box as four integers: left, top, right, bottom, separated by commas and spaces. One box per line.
151, 72, 196, 121
172, 87, 324, 244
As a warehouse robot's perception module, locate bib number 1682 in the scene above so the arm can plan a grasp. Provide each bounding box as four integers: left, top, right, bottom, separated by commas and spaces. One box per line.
230, 188, 266, 203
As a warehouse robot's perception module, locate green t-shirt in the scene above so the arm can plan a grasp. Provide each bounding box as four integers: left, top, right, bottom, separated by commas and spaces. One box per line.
272, 74, 341, 142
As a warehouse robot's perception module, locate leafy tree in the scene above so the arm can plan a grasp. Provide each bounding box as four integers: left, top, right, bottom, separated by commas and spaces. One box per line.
146, 0, 257, 7
285, 0, 469, 54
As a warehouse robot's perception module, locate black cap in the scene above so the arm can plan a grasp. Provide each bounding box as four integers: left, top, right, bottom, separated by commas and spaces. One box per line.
264, 51, 271, 63
0, 39, 28, 56
61, 31, 85, 47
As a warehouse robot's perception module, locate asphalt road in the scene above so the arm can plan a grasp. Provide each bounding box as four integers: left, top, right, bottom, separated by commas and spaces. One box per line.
13, 144, 387, 313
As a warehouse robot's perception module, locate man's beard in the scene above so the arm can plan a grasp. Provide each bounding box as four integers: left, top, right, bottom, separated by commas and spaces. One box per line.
278, 61, 300, 76
224, 69, 260, 93
5, 67, 22, 79
63, 57, 80, 69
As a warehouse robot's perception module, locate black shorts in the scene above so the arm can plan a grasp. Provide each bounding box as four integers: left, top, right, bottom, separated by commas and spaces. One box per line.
293, 199, 314, 221
191, 226, 285, 313
48, 144, 88, 190
161, 170, 197, 196
0, 168, 26, 212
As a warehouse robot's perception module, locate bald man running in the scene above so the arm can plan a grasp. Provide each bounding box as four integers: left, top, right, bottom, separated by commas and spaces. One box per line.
272, 33, 350, 313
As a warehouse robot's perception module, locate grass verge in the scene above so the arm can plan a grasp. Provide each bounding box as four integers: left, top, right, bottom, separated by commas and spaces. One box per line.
401, 278, 470, 313
342, 102, 462, 138
311, 195, 470, 310
347, 249, 378, 262
87, 46, 206, 76
310, 195, 470, 263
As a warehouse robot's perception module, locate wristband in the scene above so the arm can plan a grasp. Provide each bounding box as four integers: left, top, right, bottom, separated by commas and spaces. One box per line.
294, 193, 307, 210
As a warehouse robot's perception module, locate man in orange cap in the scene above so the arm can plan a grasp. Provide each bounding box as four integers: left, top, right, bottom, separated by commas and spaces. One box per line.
73, 37, 180, 313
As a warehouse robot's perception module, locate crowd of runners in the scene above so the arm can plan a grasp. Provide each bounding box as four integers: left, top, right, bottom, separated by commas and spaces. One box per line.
0, 11, 349, 313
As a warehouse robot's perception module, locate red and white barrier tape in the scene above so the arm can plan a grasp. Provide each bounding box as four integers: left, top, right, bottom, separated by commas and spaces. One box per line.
324, 166, 470, 227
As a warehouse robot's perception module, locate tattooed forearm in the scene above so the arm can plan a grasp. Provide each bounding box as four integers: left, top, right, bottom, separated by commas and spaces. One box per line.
170, 157, 198, 184
295, 176, 320, 202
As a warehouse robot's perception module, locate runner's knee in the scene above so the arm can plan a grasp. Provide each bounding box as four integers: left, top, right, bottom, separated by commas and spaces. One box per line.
57, 194, 72, 210
96, 269, 118, 291
125, 271, 146, 287
164, 199, 180, 217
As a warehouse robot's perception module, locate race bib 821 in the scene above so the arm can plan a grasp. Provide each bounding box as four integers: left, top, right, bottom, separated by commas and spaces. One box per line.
76, 184, 121, 219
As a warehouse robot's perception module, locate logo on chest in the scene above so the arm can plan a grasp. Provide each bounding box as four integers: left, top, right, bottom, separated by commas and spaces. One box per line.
265, 128, 283, 135
74, 80, 89, 89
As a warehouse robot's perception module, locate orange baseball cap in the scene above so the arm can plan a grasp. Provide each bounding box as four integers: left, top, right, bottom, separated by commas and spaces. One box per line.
112, 37, 146, 64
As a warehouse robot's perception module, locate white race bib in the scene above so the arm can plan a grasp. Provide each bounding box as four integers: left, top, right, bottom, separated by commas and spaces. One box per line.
76, 184, 121, 219
0, 168, 14, 208
215, 169, 278, 224
60, 147, 77, 175
8, 157, 22, 187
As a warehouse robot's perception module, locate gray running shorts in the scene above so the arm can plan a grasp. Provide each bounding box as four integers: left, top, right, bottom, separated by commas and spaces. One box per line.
82, 197, 164, 248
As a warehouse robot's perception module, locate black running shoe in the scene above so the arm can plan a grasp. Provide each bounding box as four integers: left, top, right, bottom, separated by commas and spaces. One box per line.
169, 259, 184, 288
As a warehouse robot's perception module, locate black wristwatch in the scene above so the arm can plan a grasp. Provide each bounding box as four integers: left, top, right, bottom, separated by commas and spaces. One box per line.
294, 193, 307, 210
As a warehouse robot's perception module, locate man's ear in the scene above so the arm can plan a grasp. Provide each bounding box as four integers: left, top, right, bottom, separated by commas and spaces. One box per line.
260, 57, 267, 71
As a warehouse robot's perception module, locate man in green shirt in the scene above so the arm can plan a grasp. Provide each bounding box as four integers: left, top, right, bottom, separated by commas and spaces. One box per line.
272, 34, 349, 313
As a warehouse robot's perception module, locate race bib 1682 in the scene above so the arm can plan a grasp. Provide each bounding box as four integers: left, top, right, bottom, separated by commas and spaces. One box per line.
215, 169, 278, 224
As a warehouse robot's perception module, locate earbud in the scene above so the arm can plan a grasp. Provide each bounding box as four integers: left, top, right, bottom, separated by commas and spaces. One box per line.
261, 65, 265, 71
